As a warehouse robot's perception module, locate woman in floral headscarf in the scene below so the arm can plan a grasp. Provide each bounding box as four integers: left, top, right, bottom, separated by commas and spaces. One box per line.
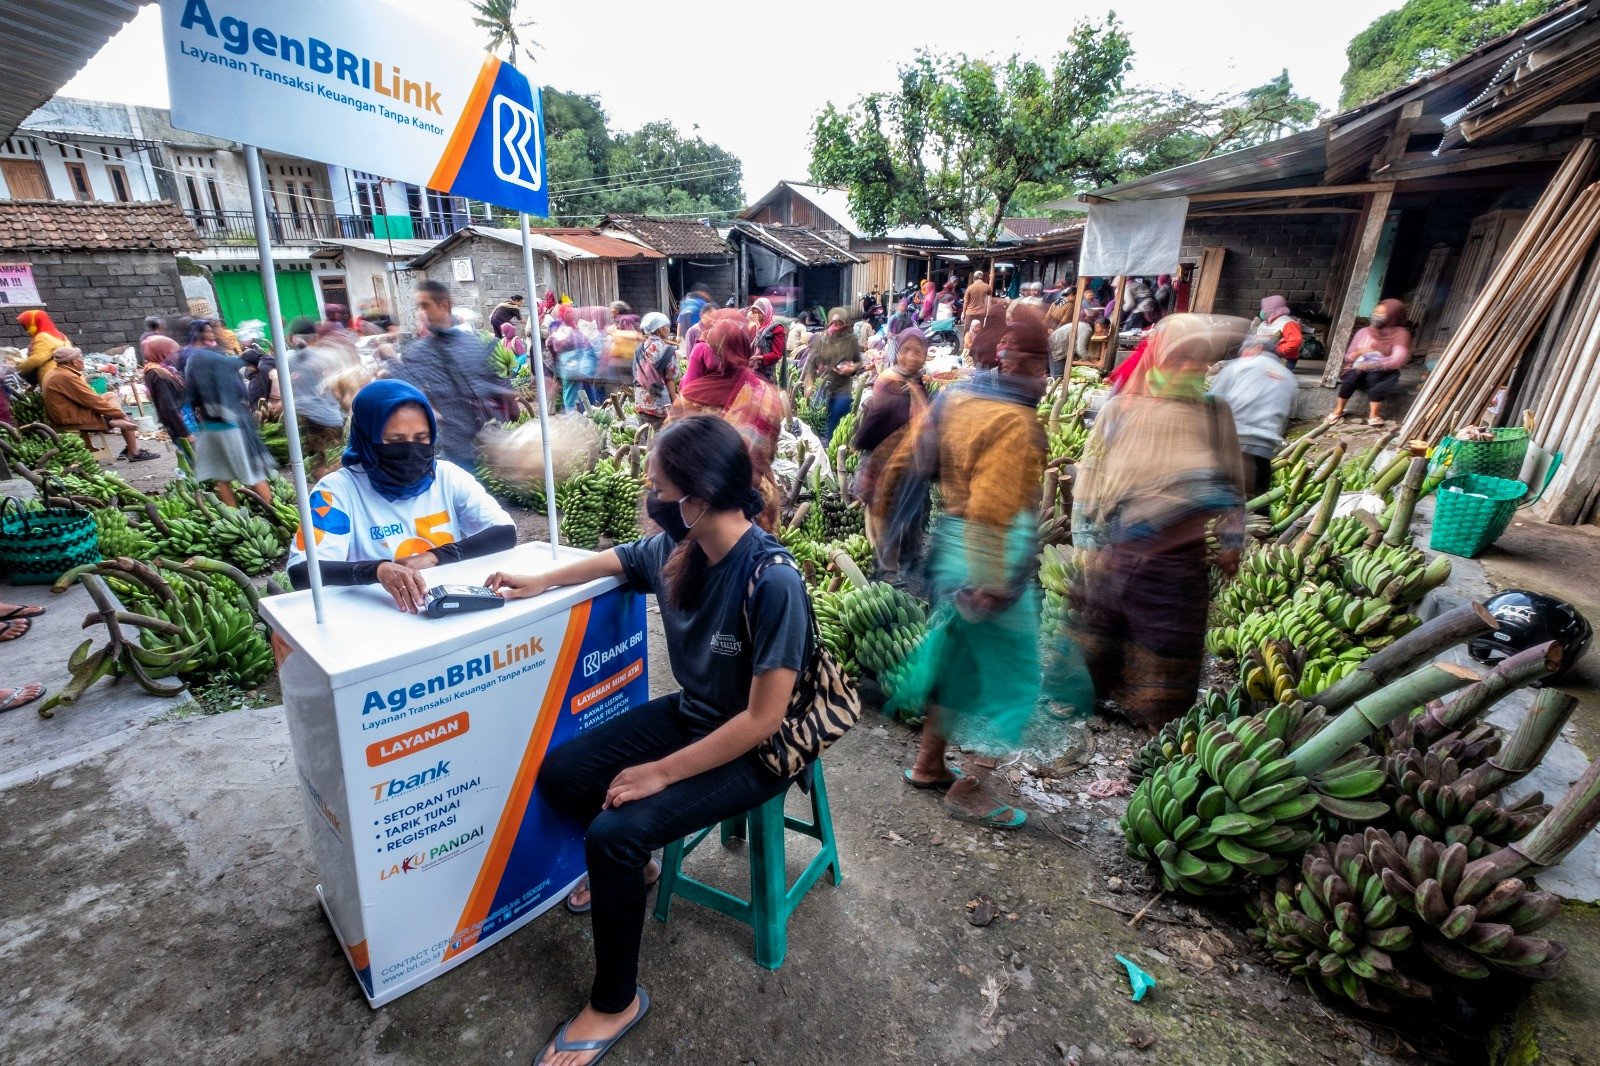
15, 309, 69, 386
1072, 314, 1250, 731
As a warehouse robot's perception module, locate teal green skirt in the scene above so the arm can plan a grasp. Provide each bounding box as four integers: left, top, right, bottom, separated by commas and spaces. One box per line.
888, 515, 1041, 755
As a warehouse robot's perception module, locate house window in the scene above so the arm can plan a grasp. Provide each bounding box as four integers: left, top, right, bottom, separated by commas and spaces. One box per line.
64, 162, 93, 201
106, 165, 131, 202
184, 175, 203, 214
302, 182, 317, 215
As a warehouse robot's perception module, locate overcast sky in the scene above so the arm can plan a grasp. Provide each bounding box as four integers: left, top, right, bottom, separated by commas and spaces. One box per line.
61, 0, 1401, 204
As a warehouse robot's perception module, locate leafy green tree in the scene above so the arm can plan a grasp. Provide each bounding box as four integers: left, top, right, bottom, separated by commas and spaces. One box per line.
597, 122, 742, 217
808, 20, 1133, 244
1340, 0, 1557, 108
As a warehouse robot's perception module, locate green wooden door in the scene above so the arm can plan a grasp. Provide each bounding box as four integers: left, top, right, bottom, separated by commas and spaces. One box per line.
213, 270, 319, 329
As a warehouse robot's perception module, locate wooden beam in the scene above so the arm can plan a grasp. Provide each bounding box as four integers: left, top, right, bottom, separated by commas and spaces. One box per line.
1372, 101, 1426, 176
1376, 137, 1579, 181
1320, 186, 1396, 387
1188, 207, 1363, 218
1188, 182, 1390, 203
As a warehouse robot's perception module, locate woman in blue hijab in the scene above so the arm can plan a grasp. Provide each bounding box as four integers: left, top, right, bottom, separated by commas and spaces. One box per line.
287, 380, 517, 613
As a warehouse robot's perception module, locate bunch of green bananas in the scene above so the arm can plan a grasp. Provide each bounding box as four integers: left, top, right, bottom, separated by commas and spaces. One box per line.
1212, 542, 1337, 626
1344, 545, 1453, 605
1046, 418, 1089, 463
1249, 834, 1432, 1012
838, 580, 926, 637
554, 474, 606, 550
1237, 638, 1368, 705
834, 532, 872, 574
476, 462, 546, 510
1037, 543, 1081, 635
10, 390, 45, 427
154, 515, 215, 558
54, 468, 146, 506
134, 568, 275, 689
1294, 654, 1362, 700
1130, 687, 1246, 783
93, 508, 157, 560
1208, 582, 1419, 663
818, 488, 864, 541
212, 510, 283, 574
812, 587, 855, 674
1321, 513, 1379, 555
258, 417, 291, 467
154, 488, 197, 522
591, 458, 644, 542
855, 622, 927, 678
779, 526, 829, 580
827, 407, 860, 456
1124, 704, 1326, 894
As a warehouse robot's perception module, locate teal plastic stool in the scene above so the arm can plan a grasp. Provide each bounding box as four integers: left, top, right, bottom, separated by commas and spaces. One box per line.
652, 760, 841, 969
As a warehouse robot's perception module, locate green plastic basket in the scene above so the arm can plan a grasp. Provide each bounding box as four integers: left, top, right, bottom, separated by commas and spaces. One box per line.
1429, 473, 1527, 558
1433, 427, 1529, 480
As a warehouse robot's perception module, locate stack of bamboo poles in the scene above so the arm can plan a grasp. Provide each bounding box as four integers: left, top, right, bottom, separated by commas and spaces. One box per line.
1399, 137, 1600, 443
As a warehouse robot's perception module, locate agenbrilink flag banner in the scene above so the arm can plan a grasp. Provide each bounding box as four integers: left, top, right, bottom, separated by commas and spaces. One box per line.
159, 0, 548, 216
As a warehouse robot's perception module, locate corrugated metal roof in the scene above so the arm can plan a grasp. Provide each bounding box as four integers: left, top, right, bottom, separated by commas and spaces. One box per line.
311, 238, 441, 259
0, 0, 145, 141
729, 221, 861, 265
536, 229, 663, 260
601, 214, 731, 257
741, 181, 945, 242
1072, 127, 1328, 204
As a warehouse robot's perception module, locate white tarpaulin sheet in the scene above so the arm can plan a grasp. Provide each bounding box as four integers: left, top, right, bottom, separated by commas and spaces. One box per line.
1081, 197, 1189, 277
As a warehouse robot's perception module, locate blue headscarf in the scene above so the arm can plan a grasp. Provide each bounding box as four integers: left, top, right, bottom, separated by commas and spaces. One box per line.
344, 380, 438, 501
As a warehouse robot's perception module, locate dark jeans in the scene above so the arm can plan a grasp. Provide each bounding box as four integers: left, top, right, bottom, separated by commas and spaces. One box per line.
1338, 367, 1400, 402
1244, 452, 1273, 498
540, 693, 789, 1013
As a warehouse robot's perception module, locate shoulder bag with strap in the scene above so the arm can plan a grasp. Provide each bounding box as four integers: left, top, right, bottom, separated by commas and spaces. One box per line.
742, 551, 862, 779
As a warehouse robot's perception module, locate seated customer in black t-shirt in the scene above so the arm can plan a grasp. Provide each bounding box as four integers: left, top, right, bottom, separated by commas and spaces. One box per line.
487, 415, 810, 1065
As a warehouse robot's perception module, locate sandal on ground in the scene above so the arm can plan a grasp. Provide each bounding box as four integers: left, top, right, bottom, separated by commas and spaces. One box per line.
1323, 413, 1344, 424
0, 619, 31, 642
903, 766, 967, 791
565, 861, 662, 915
0, 682, 45, 713
946, 804, 1028, 830
537, 987, 650, 1066
1366, 417, 1386, 427
0, 604, 44, 621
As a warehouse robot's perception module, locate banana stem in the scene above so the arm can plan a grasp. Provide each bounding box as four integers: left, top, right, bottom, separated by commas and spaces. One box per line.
1246, 485, 1285, 513
829, 548, 869, 589
1382, 456, 1430, 546
1471, 754, 1600, 897
1295, 472, 1344, 553
1370, 452, 1413, 497
1309, 602, 1496, 713
1292, 663, 1481, 777
1465, 686, 1577, 793
1411, 641, 1562, 746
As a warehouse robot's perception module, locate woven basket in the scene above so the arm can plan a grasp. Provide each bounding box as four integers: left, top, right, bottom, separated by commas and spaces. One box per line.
0, 488, 101, 585
1429, 474, 1527, 559
1433, 427, 1530, 480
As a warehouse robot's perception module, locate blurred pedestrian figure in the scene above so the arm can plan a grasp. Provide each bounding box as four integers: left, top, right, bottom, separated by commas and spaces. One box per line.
392, 280, 505, 467
1124, 280, 1163, 331
141, 334, 194, 460
1328, 298, 1410, 427
967, 295, 1009, 371
242, 340, 279, 413
1154, 274, 1176, 315
747, 297, 787, 381
854, 326, 930, 582
212, 317, 243, 355
185, 339, 274, 505
886, 297, 917, 339
43, 347, 157, 462
1252, 294, 1304, 368
605, 311, 645, 397
1210, 336, 1298, 497
489, 294, 525, 334
289, 338, 350, 480
675, 287, 713, 340
808, 307, 863, 443
1072, 314, 1250, 731
633, 312, 679, 428
548, 303, 588, 411
887, 307, 1052, 829
916, 278, 936, 322
669, 317, 785, 532
15, 309, 68, 386
962, 271, 991, 332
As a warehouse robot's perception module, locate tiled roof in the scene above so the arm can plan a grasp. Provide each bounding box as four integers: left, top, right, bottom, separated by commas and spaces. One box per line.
601, 214, 731, 257
729, 221, 861, 266
0, 199, 203, 252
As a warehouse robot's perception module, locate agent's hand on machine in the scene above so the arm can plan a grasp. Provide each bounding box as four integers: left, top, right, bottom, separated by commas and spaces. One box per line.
376, 560, 429, 613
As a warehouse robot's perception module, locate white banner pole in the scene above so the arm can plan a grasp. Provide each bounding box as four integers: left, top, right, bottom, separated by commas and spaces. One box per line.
520, 214, 561, 559
246, 144, 326, 623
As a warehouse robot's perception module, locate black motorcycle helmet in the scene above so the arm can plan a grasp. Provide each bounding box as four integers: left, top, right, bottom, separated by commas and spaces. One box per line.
1469, 590, 1592, 677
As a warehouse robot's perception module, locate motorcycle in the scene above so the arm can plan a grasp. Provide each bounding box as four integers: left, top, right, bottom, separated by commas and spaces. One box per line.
925, 314, 963, 359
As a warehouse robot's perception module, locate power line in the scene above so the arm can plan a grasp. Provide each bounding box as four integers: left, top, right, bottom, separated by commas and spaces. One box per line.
550, 153, 743, 189
551, 160, 741, 195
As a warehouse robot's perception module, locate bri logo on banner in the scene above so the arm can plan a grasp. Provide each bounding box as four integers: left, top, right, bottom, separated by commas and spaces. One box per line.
492, 95, 542, 192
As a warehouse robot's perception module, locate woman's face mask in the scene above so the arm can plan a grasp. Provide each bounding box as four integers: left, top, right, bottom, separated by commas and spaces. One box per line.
645, 491, 705, 542
374, 441, 435, 485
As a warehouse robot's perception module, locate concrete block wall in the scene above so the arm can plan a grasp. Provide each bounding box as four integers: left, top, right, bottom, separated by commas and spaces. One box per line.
422, 242, 532, 330
0, 250, 187, 352
1181, 215, 1348, 321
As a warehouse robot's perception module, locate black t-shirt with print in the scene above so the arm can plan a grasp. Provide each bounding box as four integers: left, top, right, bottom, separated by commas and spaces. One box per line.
615, 525, 810, 733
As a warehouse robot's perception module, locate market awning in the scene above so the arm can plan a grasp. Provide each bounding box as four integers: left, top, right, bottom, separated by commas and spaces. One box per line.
729, 221, 860, 266
0, 0, 146, 141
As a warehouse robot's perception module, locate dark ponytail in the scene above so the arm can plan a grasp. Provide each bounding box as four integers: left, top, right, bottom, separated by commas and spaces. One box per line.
655, 416, 766, 608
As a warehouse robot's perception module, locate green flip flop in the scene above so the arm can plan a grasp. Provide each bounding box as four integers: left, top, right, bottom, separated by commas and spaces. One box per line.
903, 767, 966, 791
947, 804, 1027, 830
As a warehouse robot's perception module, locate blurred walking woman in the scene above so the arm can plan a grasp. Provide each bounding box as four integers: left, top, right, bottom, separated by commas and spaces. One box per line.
487, 416, 810, 1065
1072, 314, 1249, 730
886, 308, 1051, 829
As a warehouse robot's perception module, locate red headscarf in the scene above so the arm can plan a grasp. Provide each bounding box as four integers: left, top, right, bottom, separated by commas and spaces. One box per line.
681, 319, 756, 408
17, 309, 64, 340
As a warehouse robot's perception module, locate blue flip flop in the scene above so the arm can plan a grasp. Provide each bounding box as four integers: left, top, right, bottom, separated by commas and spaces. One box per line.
948, 804, 1028, 830
538, 987, 650, 1064
903, 767, 966, 791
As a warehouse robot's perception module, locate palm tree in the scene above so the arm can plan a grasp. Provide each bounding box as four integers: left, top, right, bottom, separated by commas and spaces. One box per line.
469, 0, 537, 67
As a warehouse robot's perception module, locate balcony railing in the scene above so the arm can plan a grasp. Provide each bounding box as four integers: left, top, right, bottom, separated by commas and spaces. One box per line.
184, 210, 462, 247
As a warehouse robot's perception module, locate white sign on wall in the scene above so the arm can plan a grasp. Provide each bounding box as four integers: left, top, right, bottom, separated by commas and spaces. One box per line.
0, 263, 43, 306
452, 257, 474, 282
159, 0, 548, 216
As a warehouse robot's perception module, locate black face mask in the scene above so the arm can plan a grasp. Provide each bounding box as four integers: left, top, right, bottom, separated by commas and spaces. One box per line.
373, 441, 435, 487
645, 491, 691, 542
